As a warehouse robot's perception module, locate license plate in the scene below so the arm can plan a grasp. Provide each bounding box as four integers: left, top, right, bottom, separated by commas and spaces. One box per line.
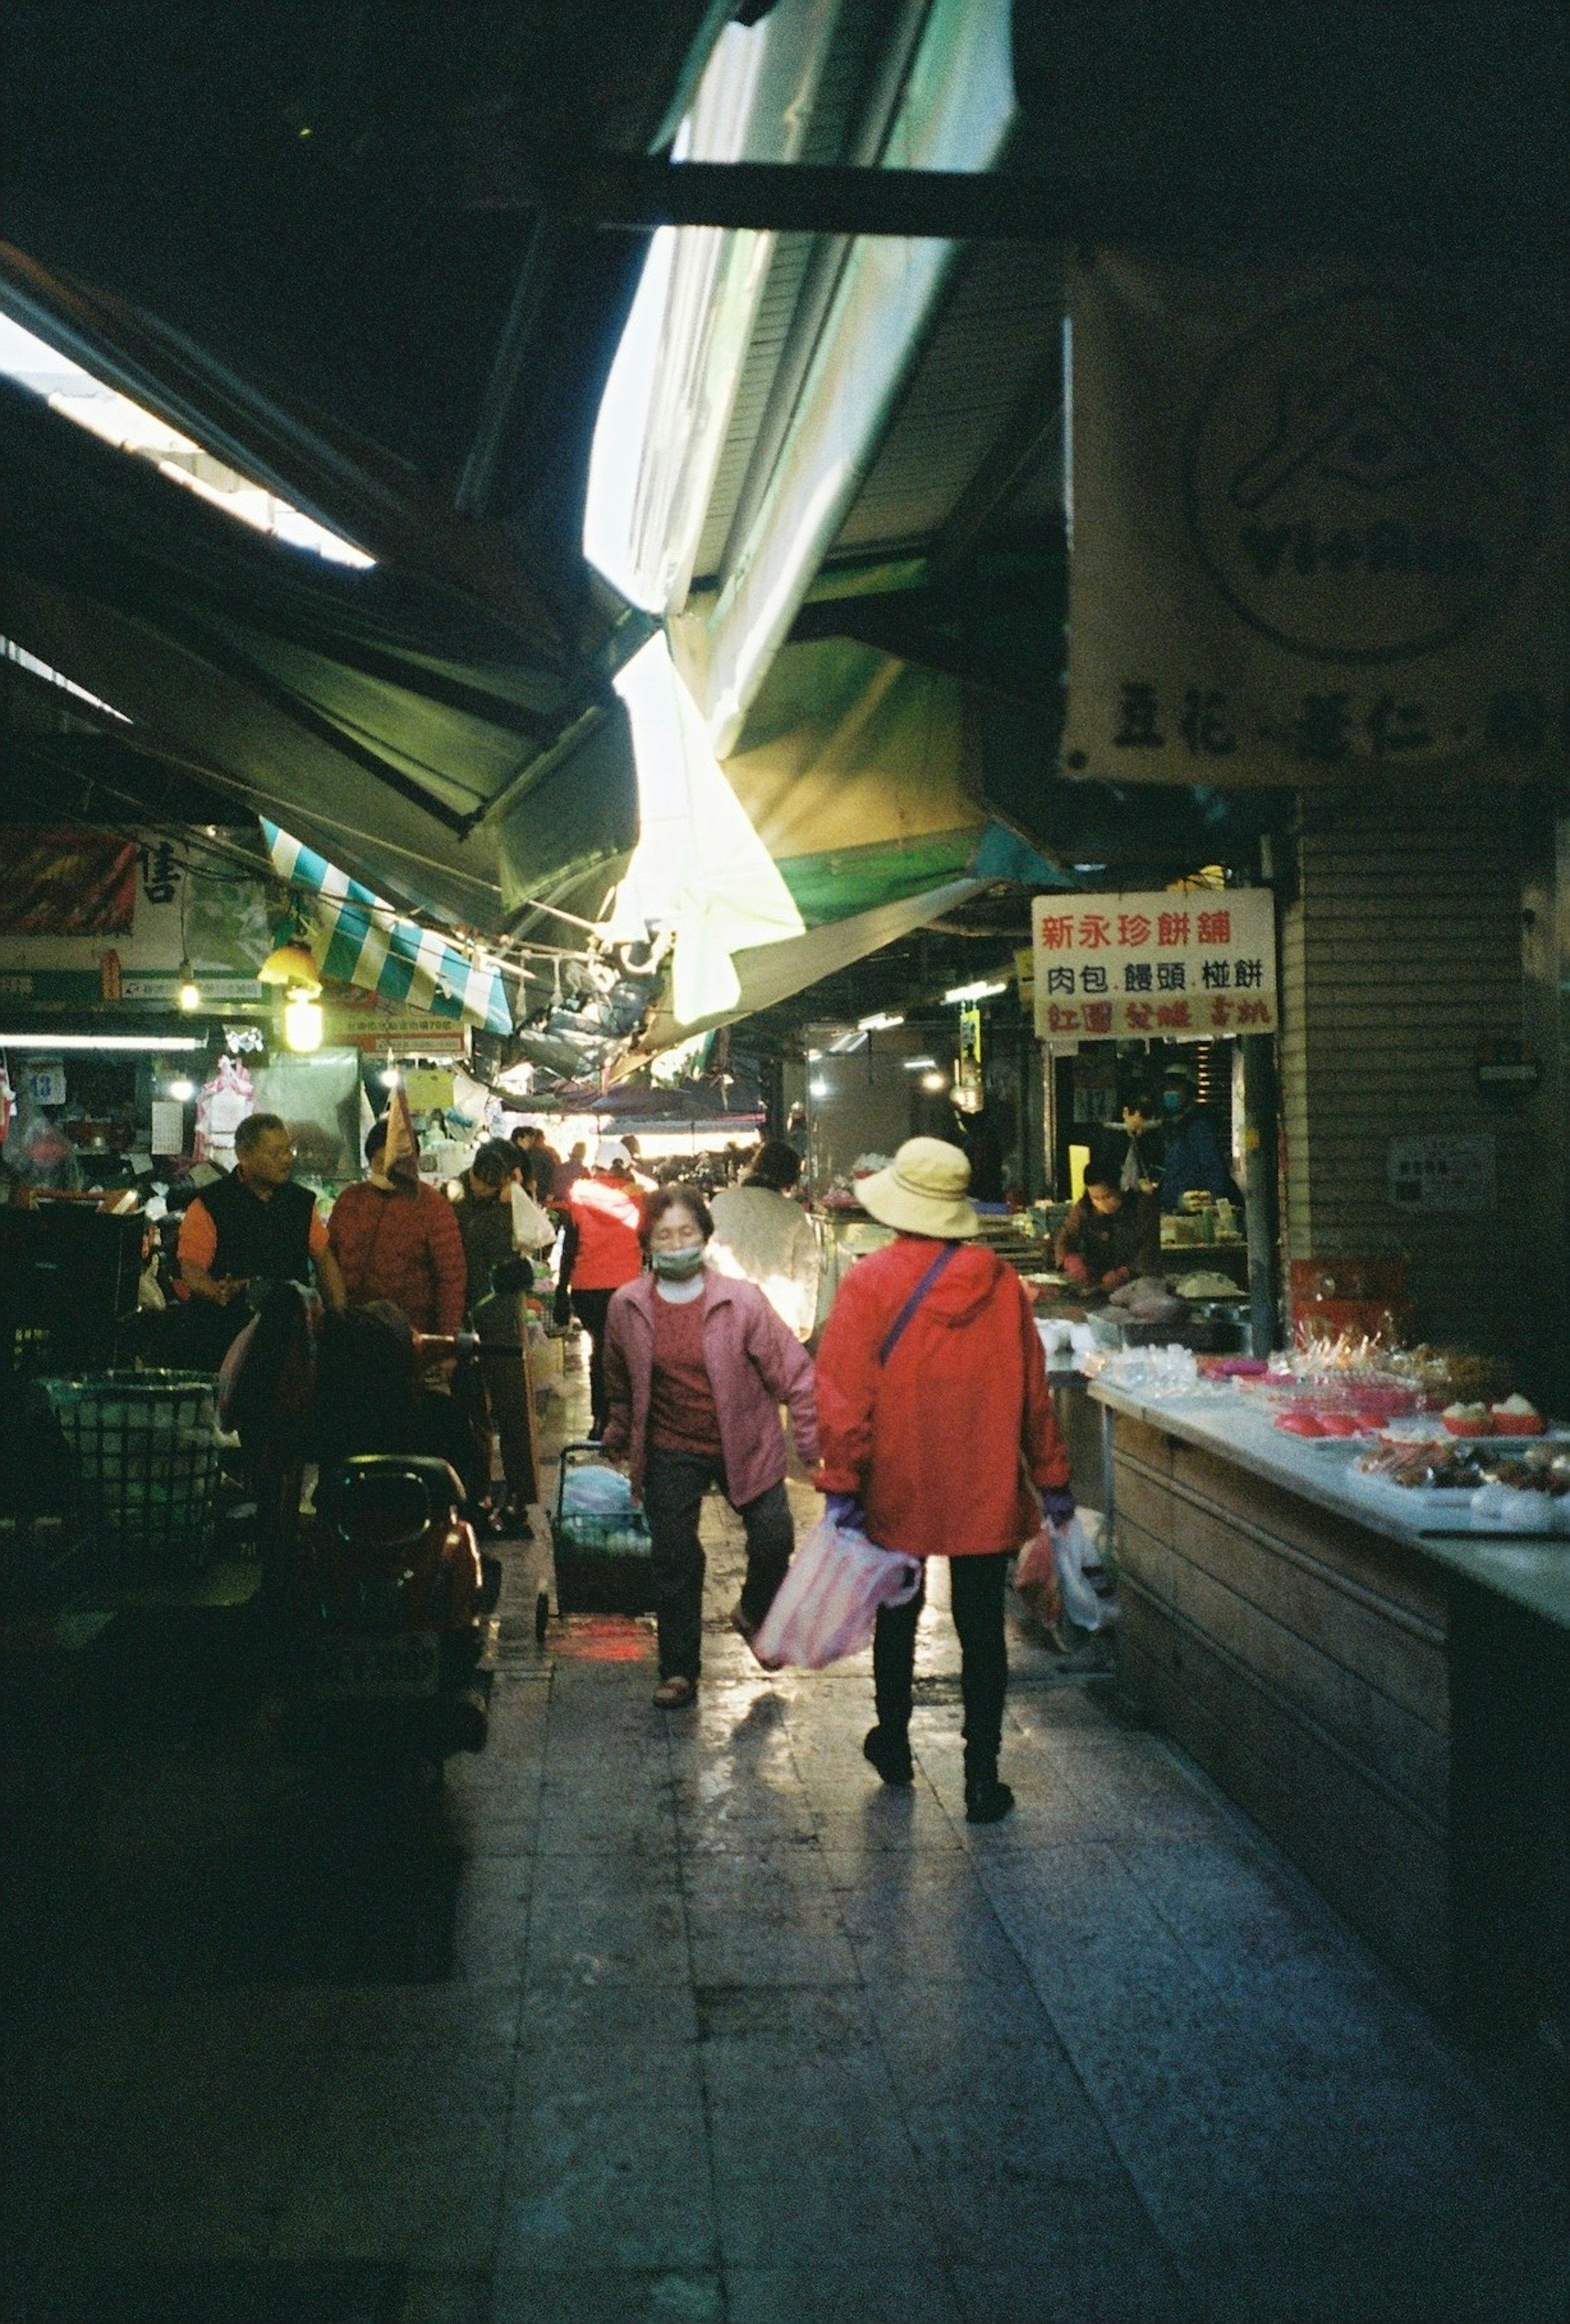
314, 1632, 440, 1699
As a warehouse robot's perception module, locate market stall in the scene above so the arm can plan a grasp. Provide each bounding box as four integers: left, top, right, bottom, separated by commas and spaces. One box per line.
1092, 1354, 1570, 2042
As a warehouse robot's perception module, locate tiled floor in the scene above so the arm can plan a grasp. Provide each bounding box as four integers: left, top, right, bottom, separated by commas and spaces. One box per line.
2, 1335, 1566, 2323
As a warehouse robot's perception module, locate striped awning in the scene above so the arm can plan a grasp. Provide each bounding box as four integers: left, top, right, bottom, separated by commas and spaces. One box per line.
262, 822, 513, 1035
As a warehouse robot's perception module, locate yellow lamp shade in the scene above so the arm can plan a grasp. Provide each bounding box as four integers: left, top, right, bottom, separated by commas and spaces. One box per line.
258, 937, 322, 991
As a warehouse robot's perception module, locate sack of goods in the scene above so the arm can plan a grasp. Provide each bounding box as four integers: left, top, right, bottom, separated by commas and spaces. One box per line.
752, 1513, 922, 1671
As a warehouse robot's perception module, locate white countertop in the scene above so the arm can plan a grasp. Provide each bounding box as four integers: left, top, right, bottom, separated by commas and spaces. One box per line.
1090, 1379, 1570, 1634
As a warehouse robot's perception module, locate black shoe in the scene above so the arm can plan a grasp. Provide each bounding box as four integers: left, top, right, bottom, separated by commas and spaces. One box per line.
964, 1775, 1015, 1825
863, 1725, 914, 1786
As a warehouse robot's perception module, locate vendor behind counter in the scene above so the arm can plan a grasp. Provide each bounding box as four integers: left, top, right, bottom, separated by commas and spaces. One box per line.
1056, 1163, 1161, 1296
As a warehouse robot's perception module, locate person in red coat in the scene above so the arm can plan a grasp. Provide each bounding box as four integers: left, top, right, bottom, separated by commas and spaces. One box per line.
814, 1137, 1074, 1824
557, 1140, 645, 1436
327, 1115, 467, 1339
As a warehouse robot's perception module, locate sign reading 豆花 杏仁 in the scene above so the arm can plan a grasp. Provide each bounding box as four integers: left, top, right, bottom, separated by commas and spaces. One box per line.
1032, 891, 1276, 1043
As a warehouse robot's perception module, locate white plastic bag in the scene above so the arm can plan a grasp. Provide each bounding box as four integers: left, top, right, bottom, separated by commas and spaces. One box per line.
751, 1515, 922, 1670
1053, 1515, 1122, 1632
511, 1183, 557, 1253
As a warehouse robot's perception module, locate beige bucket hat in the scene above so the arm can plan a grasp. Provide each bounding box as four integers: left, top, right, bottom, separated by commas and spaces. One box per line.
856, 1137, 979, 1240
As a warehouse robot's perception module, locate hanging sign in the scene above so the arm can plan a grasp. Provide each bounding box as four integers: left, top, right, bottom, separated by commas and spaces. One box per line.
0, 832, 139, 933
1032, 890, 1276, 1042
1387, 1134, 1496, 1214
1062, 257, 1568, 789
23, 1058, 67, 1107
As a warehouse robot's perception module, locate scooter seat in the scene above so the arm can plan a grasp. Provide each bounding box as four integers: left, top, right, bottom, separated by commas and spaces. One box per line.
315, 1454, 466, 1549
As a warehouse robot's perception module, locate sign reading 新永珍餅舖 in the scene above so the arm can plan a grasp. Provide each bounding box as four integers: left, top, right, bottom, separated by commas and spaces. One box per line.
1032, 891, 1276, 1042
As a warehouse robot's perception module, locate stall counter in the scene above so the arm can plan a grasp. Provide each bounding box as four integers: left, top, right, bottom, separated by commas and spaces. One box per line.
1091, 1378, 1570, 2038
1091, 1380, 1570, 1634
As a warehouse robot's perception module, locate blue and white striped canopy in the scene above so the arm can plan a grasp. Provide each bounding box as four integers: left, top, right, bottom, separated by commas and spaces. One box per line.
262, 822, 513, 1035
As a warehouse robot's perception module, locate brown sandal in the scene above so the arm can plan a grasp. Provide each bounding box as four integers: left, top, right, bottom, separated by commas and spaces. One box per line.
653, 1676, 696, 1709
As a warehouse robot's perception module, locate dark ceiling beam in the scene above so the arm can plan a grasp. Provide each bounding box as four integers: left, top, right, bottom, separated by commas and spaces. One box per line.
487, 157, 1553, 259
929, 354, 1063, 578
789, 591, 1050, 710
454, 217, 565, 521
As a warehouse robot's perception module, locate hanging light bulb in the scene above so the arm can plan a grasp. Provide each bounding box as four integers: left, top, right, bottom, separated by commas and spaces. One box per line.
176, 958, 202, 1013
284, 991, 324, 1052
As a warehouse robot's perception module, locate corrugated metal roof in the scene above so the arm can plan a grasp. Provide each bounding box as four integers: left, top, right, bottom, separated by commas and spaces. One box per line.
829, 236, 1063, 561
689, 0, 909, 586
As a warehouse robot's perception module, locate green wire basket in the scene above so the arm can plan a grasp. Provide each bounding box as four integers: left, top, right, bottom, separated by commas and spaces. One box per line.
38, 1369, 223, 1572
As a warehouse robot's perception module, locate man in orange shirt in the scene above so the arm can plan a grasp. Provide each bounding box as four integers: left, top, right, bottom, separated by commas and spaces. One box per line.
177, 1112, 345, 1367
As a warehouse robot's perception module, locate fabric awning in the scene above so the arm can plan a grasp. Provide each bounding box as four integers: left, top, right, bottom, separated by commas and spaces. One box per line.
0, 371, 640, 933
264, 823, 513, 1035
632, 874, 989, 1056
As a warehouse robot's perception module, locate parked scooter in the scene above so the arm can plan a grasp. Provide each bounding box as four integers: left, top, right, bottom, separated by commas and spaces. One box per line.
227, 1289, 505, 1761
297, 1446, 492, 1757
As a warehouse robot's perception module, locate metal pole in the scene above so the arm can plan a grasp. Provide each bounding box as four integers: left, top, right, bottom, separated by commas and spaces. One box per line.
1241, 1032, 1281, 1356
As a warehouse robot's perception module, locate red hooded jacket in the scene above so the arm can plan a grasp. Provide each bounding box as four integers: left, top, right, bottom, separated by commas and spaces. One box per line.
814, 1235, 1071, 1559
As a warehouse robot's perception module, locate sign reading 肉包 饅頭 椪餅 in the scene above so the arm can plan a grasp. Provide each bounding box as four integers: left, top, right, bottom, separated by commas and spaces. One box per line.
1032, 891, 1276, 1043
1061, 258, 1568, 789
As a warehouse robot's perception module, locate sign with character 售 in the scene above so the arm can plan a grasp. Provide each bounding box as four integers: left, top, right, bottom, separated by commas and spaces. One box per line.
1032, 891, 1276, 1043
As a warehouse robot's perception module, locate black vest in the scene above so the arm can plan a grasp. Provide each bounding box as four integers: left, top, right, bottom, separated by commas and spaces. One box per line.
200, 1172, 317, 1285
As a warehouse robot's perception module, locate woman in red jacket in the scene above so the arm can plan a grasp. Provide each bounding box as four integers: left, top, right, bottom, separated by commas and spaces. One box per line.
814, 1138, 1074, 1823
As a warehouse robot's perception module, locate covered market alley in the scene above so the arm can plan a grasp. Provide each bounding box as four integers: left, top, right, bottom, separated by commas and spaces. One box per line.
4, 1355, 1566, 2324
3, 4, 1570, 2322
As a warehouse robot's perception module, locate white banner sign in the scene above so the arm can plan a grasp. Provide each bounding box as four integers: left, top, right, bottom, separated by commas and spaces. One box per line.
1063, 256, 1568, 789
1032, 890, 1276, 1043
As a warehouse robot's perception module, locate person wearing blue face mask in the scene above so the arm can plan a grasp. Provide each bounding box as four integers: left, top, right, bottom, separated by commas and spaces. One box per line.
600, 1184, 819, 1707
1157, 1064, 1234, 1212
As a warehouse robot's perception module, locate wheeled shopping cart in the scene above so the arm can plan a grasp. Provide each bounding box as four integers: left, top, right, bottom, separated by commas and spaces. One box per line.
548, 1441, 655, 1616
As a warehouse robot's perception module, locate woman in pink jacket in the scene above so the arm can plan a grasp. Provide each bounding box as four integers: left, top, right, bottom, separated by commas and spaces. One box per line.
601, 1186, 819, 1707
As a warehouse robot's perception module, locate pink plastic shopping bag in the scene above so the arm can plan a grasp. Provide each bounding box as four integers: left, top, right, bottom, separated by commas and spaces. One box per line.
751, 1515, 922, 1671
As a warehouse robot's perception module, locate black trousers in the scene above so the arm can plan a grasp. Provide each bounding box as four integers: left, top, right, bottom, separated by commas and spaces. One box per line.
570, 1288, 615, 1434
872, 1552, 1011, 1779
641, 1447, 794, 1682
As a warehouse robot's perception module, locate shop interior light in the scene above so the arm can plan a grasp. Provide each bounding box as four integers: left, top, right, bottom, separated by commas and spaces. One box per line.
901, 1055, 938, 1071
379, 1066, 401, 1088
942, 978, 1008, 1004
164, 1078, 195, 1103
808, 1078, 829, 1099
920, 1069, 948, 1092
0, 1033, 202, 1051
283, 992, 324, 1053
857, 1011, 905, 1031
176, 959, 202, 1013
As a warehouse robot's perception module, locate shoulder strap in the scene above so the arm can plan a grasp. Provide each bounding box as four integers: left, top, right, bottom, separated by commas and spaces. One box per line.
877, 1242, 960, 1366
